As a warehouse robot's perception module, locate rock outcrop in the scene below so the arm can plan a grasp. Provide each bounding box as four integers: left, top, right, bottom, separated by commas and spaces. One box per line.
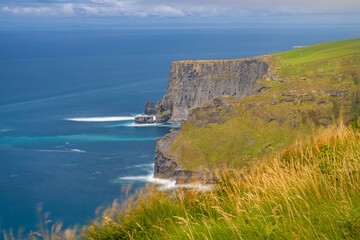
135, 115, 155, 124
158, 56, 271, 122
144, 100, 156, 115
154, 130, 214, 183
135, 100, 156, 124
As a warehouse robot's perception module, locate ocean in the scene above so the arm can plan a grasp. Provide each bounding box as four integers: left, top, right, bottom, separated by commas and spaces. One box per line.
0, 26, 359, 232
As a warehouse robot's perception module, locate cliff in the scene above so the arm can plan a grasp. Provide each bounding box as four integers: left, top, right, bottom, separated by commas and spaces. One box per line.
154, 38, 360, 182
158, 56, 271, 122
154, 130, 214, 183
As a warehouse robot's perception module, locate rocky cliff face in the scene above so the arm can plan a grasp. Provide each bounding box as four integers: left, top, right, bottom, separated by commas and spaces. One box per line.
154, 56, 271, 182
158, 56, 271, 122
154, 130, 214, 183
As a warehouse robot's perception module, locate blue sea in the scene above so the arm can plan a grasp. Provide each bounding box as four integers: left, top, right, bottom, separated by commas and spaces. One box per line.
0, 26, 359, 232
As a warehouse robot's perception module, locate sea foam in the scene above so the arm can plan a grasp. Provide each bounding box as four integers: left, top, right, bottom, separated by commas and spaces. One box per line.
65, 116, 135, 122
36, 148, 86, 153
118, 174, 212, 191
106, 122, 181, 128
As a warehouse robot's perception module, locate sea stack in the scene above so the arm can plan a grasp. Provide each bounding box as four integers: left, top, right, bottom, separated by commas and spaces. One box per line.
144, 100, 156, 115
135, 100, 156, 124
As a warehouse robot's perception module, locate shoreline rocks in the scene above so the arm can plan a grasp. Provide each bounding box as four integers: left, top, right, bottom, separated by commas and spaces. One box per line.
154, 130, 215, 184
135, 100, 157, 124
135, 114, 156, 124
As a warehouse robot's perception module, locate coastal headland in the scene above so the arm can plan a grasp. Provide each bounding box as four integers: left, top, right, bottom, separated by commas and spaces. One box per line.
153, 38, 360, 183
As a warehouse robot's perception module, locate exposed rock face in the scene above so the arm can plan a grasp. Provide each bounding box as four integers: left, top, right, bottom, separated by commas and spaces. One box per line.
158, 56, 271, 122
144, 100, 156, 115
154, 130, 214, 183
154, 130, 180, 179
135, 115, 155, 124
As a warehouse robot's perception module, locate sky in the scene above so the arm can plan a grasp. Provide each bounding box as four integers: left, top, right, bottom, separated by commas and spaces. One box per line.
0, 0, 360, 29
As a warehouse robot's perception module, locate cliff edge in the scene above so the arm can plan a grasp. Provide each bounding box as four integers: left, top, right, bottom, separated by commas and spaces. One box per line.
158, 56, 271, 122
154, 38, 360, 182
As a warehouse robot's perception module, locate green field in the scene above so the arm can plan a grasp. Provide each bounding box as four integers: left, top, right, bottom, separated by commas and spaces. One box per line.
276, 38, 360, 65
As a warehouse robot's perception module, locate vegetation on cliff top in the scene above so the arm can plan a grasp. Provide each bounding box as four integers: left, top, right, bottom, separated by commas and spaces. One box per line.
82, 123, 360, 239
168, 38, 360, 171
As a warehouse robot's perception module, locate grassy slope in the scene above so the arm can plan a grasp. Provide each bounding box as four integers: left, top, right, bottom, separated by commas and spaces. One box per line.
84, 124, 360, 240
169, 38, 360, 171
78, 39, 360, 240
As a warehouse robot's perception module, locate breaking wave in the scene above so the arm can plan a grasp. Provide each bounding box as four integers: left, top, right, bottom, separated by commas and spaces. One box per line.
65, 116, 136, 122
36, 148, 86, 153
292, 45, 305, 49
106, 122, 181, 128
117, 174, 212, 191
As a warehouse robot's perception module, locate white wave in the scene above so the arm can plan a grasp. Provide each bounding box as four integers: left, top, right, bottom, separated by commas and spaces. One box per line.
133, 163, 154, 168
37, 150, 72, 153
292, 45, 304, 49
118, 174, 212, 191
125, 123, 181, 128
71, 149, 86, 153
119, 174, 154, 181
65, 116, 135, 122
119, 174, 176, 187
36, 148, 86, 153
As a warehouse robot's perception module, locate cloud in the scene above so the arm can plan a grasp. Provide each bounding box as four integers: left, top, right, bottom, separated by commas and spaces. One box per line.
0, 0, 359, 18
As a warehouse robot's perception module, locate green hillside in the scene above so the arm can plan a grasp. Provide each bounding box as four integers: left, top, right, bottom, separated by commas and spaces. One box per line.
276, 38, 360, 65
82, 123, 360, 240
169, 38, 360, 171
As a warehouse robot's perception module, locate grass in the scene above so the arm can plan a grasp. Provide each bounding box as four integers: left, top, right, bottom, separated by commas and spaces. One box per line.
82, 123, 360, 239
272, 38, 360, 89
81, 39, 360, 239
275, 38, 360, 65
167, 38, 360, 170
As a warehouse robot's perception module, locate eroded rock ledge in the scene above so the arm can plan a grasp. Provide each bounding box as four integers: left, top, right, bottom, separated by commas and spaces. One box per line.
154, 130, 214, 183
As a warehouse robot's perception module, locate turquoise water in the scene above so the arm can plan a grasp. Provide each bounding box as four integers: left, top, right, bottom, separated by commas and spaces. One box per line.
0, 26, 359, 232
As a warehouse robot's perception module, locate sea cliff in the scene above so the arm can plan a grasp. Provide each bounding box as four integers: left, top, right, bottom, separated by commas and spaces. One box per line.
154, 56, 273, 182
154, 38, 360, 182
158, 56, 272, 122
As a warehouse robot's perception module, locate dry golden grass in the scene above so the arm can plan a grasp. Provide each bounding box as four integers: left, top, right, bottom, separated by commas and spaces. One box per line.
83, 122, 360, 239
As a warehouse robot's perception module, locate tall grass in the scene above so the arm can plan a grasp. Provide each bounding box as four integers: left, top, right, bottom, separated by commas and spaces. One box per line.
1, 203, 79, 240
83, 123, 360, 239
